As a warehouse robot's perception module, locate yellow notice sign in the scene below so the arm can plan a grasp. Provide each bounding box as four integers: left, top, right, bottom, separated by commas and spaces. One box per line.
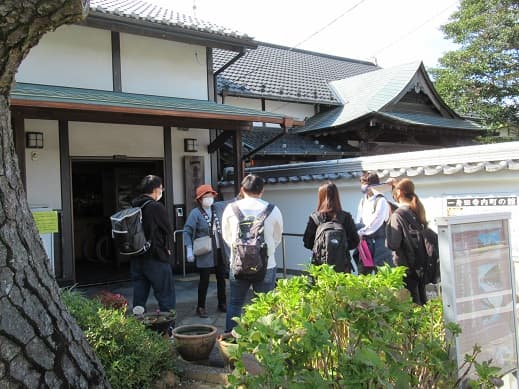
32, 211, 59, 234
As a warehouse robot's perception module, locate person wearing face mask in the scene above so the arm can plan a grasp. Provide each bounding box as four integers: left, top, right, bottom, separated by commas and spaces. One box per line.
184, 184, 228, 318
130, 175, 175, 313
354, 171, 393, 273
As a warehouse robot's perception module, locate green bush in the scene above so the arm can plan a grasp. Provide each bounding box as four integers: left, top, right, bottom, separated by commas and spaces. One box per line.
228, 265, 498, 388
61, 290, 175, 389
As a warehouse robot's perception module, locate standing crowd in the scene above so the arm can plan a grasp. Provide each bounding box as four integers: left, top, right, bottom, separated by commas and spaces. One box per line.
125, 171, 434, 335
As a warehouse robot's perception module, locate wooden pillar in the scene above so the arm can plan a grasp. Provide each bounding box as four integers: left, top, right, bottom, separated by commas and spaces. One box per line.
111, 31, 122, 92
12, 112, 26, 188
163, 126, 174, 228
233, 130, 243, 196
58, 120, 74, 282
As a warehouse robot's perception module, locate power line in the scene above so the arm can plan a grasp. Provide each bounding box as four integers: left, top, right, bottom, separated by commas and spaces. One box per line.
292, 0, 369, 49
232, 0, 370, 84
371, 2, 457, 58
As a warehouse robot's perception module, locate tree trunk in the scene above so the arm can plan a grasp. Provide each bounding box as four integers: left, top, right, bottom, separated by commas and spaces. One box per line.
0, 0, 109, 387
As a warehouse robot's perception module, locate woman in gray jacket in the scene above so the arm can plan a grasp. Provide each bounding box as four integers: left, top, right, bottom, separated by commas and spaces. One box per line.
184, 184, 229, 318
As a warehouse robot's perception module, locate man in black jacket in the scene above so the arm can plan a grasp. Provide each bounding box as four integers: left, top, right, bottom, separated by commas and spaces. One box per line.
131, 175, 175, 312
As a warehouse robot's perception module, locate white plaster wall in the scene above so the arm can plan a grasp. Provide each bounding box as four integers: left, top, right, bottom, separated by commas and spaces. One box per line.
171, 128, 212, 203
17, 25, 112, 90
120, 34, 207, 99
265, 100, 315, 121
222, 96, 261, 110
69, 122, 163, 157
222, 169, 519, 272
25, 120, 62, 210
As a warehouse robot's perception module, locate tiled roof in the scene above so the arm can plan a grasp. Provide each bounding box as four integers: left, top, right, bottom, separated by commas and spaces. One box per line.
239, 127, 357, 157
10, 83, 288, 123
219, 141, 519, 186
89, 0, 251, 41
294, 62, 481, 133
214, 44, 379, 104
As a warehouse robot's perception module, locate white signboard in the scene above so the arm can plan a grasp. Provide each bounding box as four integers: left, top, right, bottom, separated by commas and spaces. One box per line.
443, 194, 519, 260
436, 213, 518, 381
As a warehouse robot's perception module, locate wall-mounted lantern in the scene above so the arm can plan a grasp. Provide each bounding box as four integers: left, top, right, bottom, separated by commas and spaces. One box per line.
184, 138, 198, 153
26, 132, 44, 148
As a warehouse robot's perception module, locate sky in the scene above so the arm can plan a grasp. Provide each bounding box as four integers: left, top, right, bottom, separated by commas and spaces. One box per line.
145, 0, 460, 68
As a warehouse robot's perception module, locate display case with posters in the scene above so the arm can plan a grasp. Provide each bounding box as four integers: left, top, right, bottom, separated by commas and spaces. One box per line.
436, 212, 518, 382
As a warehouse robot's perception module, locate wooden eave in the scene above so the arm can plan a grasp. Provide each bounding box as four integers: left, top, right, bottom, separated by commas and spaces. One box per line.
82, 13, 257, 52
10, 99, 301, 131
312, 112, 481, 140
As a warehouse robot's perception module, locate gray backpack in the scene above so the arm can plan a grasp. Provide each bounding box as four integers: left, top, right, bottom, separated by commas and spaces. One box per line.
110, 200, 152, 256
230, 203, 275, 281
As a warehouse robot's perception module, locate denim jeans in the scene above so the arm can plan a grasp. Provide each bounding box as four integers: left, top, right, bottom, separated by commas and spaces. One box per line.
131, 257, 176, 312
225, 267, 276, 332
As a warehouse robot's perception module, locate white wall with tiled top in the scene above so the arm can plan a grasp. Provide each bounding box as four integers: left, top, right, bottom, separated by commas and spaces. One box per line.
17, 25, 113, 90
221, 144, 519, 272
120, 33, 208, 99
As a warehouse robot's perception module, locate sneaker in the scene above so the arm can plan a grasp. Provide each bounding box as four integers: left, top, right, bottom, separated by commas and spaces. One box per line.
218, 303, 227, 313
196, 306, 208, 318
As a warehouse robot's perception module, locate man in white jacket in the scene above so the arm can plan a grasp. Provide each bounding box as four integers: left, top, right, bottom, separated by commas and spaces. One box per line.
221, 174, 283, 333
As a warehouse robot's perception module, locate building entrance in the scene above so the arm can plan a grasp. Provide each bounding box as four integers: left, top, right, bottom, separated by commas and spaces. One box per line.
72, 160, 163, 285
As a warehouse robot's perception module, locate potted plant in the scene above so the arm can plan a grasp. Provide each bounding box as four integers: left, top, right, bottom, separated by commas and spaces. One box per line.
216, 332, 238, 368
171, 324, 217, 361
133, 307, 176, 336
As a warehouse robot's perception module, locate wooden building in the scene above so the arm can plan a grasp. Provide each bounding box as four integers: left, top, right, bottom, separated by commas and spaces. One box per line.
11, 0, 298, 285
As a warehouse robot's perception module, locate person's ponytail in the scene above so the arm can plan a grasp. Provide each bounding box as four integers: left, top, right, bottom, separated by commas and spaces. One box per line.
410, 194, 427, 226
395, 178, 427, 225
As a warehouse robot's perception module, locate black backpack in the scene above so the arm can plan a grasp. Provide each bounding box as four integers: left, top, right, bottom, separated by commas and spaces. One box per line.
230, 203, 275, 282
110, 200, 152, 256
398, 209, 440, 284
311, 212, 349, 270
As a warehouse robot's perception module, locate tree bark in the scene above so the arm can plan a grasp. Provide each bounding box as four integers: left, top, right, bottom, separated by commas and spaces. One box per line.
0, 0, 109, 387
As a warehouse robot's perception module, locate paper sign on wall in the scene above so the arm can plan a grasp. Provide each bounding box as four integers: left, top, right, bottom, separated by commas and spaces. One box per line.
32, 211, 59, 234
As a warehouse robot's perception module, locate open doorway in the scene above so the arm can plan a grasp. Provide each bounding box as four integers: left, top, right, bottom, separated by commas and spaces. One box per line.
72, 160, 163, 285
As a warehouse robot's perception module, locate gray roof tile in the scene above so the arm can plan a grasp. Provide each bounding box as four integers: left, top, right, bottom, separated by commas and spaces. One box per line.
239, 127, 357, 156
89, 0, 251, 40
295, 62, 482, 133
214, 43, 379, 104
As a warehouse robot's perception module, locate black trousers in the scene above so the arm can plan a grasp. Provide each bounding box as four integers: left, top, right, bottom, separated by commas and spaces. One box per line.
197, 248, 227, 308
404, 269, 427, 305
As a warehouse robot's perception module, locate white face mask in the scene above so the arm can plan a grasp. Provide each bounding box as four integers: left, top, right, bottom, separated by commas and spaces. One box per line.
156, 192, 163, 201
201, 197, 214, 208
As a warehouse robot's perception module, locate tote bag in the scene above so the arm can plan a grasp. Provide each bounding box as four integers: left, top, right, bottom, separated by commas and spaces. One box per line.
358, 239, 374, 267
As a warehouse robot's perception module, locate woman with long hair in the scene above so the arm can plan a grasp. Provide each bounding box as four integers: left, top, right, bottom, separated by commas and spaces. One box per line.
303, 182, 359, 272
386, 178, 428, 305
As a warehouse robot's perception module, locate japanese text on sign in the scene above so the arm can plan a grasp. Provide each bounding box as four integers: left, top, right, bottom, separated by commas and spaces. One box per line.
447, 197, 517, 207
